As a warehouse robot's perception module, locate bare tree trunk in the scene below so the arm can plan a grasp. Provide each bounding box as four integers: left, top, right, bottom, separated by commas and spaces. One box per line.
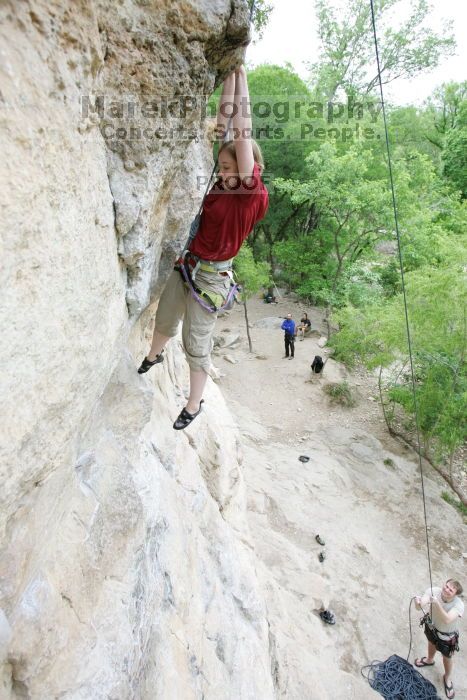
325, 305, 332, 339
378, 365, 393, 434
378, 365, 465, 504
243, 300, 253, 353
448, 450, 455, 482
384, 425, 466, 506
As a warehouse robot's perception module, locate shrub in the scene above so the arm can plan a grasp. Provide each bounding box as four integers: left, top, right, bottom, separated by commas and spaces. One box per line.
323, 381, 356, 407
441, 492, 467, 519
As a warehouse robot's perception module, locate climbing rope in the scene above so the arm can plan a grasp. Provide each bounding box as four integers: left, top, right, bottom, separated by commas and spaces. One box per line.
361, 655, 441, 699
360, 4, 439, 695
369, 0, 434, 590
407, 596, 418, 662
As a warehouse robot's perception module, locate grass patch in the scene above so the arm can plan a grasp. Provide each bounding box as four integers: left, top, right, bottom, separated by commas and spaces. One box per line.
442, 492, 467, 519
383, 457, 396, 469
323, 381, 356, 408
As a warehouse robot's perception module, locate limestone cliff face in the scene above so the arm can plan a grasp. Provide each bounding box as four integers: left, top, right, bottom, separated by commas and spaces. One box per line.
0, 2, 276, 698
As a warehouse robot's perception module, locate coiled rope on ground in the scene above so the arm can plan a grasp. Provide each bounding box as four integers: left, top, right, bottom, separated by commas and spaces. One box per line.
361, 655, 441, 699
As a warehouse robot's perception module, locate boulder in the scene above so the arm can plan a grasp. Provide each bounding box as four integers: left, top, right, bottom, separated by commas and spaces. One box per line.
216, 331, 241, 348
253, 317, 284, 329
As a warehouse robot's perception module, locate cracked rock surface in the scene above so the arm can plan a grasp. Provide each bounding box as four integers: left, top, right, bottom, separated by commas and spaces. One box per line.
0, 2, 277, 698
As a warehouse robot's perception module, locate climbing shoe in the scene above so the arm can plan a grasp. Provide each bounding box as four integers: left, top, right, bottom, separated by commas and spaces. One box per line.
320, 610, 336, 625
173, 400, 204, 431
315, 534, 325, 546
138, 351, 164, 374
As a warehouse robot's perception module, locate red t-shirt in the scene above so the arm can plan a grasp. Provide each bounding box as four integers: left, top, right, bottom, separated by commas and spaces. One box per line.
189, 163, 269, 261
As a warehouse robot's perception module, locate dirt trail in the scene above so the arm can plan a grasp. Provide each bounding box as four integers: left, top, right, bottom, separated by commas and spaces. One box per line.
214, 294, 466, 699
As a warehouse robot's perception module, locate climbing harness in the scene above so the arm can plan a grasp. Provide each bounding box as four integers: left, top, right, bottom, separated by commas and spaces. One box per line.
175, 252, 240, 314
419, 608, 460, 658
424, 623, 460, 658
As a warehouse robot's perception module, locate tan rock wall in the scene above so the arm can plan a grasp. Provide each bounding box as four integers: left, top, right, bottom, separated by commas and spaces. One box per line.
0, 1, 275, 698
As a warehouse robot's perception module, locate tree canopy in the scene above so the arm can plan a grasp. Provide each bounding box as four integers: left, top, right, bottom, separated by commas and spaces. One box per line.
238, 0, 466, 498
309, 0, 455, 99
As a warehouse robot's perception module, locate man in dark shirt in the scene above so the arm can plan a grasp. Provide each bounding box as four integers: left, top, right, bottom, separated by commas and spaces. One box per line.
297, 312, 311, 340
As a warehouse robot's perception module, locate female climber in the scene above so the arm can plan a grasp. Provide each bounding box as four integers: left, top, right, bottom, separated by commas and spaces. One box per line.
137, 66, 269, 430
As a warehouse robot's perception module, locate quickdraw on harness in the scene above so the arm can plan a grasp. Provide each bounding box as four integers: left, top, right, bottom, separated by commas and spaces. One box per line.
175, 252, 241, 314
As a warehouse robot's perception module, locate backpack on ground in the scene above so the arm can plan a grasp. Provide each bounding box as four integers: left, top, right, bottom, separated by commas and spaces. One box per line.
311, 355, 324, 374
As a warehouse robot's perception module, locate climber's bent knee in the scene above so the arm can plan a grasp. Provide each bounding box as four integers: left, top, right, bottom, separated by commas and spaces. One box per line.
155, 269, 187, 337
156, 267, 227, 370
182, 281, 219, 375
182, 323, 216, 375
184, 351, 212, 375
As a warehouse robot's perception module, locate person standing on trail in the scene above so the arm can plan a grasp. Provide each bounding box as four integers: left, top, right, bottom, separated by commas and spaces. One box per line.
281, 313, 296, 360
137, 66, 269, 430
414, 579, 463, 699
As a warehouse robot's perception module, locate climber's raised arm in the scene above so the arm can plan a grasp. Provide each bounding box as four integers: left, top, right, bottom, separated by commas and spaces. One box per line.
216, 71, 236, 143
232, 65, 255, 180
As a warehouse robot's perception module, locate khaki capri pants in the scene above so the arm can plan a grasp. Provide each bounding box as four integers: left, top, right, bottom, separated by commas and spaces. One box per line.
155, 268, 231, 374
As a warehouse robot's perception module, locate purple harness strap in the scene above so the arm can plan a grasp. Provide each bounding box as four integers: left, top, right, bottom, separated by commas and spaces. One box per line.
179, 261, 239, 314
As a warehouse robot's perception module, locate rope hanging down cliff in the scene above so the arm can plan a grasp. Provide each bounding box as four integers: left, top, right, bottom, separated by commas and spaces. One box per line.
361, 3, 440, 696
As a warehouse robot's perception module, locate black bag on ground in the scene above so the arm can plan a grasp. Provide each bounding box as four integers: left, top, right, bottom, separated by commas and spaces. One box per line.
311, 355, 324, 373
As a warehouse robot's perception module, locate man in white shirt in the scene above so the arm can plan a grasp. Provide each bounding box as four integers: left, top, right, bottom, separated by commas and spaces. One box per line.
414, 579, 463, 699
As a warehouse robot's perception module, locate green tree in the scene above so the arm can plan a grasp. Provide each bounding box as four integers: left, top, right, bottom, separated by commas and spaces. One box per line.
331, 251, 467, 503
387, 106, 441, 165
425, 81, 467, 149
309, 0, 455, 99
274, 142, 393, 330
382, 150, 459, 271
248, 0, 273, 38
246, 65, 315, 266
442, 101, 467, 198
